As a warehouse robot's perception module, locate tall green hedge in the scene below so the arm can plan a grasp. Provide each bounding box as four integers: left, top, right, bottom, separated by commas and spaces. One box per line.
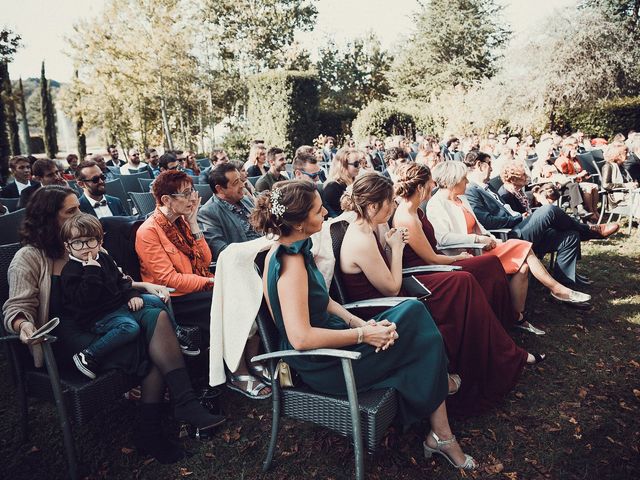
247, 71, 319, 157
317, 108, 357, 139
568, 96, 640, 138
351, 100, 418, 141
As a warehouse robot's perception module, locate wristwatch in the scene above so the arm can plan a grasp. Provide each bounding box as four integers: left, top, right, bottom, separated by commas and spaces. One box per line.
193, 231, 204, 240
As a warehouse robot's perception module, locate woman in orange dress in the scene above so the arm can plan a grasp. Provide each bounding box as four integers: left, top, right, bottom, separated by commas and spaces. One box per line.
426, 161, 591, 312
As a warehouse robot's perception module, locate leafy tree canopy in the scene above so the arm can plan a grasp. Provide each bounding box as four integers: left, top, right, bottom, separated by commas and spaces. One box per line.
388, 0, 510, 101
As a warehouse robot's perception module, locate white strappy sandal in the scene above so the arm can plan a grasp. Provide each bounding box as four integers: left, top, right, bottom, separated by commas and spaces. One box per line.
423, 431, 477, 470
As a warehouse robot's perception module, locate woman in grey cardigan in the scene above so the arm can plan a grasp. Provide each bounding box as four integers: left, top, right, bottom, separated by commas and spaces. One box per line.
2, 185, 224, 464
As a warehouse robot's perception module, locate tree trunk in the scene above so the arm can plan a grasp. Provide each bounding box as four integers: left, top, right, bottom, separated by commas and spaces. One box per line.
76, 113, 86, 159
160, 96, 173, 150
18, 78, 31, 155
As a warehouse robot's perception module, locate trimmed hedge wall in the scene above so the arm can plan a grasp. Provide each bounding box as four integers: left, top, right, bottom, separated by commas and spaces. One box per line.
567, 96, 640, 138
351, 100, 417, 141
247, 71, 319, 157
317, 108, 357, 139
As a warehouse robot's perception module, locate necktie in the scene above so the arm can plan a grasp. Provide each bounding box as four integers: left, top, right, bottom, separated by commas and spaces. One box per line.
93, 199, 107, 208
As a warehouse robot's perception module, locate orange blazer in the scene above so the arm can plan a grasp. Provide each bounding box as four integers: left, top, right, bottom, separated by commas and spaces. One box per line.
135, 215, 213, 296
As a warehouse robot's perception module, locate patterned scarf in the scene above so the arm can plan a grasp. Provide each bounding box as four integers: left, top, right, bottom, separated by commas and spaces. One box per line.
153, 208, 213, 278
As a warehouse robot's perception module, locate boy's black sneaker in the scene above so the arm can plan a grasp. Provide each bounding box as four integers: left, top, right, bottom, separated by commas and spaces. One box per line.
176, 327, 200, 356
73, 349, 99, 379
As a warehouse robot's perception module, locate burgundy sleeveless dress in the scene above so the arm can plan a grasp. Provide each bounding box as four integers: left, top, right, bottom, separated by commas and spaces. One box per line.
341, 234, 527, 416
403, 209, 519, 329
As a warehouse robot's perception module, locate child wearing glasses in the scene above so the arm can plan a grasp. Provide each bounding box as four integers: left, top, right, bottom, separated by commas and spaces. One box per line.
60, 214, 195, 379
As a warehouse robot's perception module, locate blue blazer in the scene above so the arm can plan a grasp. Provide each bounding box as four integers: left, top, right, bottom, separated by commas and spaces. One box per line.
79, 193, 128, 217
464, 182, 523, 229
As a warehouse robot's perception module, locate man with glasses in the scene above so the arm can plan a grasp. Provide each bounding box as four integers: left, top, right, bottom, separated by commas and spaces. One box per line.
159, 153, 181, 172
255, 147, 288, 193
76, 160, 128, 218
198, 163, 260, 261
292, 152, 322, 184
120, 148, 151, 175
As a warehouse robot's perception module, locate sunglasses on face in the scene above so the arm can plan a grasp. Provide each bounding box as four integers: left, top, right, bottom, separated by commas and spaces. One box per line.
82, 174, 107, 184
300, 170, 321, 179
66, 238, 100, 251
347, 162, 361, 168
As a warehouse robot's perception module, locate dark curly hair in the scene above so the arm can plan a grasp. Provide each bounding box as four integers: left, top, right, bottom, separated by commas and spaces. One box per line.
20, 185, 77, 258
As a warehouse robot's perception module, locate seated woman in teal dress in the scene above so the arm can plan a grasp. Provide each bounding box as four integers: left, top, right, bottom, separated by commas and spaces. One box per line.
249, 180, 477, 471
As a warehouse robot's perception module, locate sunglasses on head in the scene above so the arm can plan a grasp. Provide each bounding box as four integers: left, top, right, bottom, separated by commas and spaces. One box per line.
82, 174, 107, 184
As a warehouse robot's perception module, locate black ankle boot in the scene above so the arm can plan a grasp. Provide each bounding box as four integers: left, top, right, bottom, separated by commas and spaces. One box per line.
164, 368, 226, 430
134, 403, 185, 464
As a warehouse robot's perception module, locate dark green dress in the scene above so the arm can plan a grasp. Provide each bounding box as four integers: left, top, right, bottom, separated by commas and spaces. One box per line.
266, 238, 449, 426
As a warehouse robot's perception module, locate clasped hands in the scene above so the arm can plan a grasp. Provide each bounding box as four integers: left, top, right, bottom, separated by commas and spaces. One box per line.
361, 319, 399, 353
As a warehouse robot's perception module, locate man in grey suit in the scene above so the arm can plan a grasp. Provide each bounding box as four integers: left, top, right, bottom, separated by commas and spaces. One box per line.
197, 163, 260, 261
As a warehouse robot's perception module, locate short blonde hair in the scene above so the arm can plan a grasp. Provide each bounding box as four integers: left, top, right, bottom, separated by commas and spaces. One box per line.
431, 161, 467, 189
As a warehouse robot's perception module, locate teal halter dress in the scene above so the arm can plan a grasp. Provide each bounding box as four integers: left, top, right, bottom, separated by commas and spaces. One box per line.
266, 238, 449, 426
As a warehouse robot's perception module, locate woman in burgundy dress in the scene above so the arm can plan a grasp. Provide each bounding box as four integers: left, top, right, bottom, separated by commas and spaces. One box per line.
393, 163, 539, 333
338, 172, 544, 416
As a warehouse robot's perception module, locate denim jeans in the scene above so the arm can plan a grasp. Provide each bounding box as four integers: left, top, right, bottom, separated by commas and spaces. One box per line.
86, 307, 141, 360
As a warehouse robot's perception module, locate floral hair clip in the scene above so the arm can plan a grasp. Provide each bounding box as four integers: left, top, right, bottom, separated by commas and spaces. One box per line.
270, 188, 286, 217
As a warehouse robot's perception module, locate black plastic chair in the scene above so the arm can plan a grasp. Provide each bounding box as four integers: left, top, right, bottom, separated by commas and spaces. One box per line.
138, 178, 154, 192
1, 197, 20, 213
0, 208, 26, 245
194, 184, 213, 204
128, 192, 156, 218
104, 179, 132, 215
0, 243, 137, 480
118, 171, 150, 194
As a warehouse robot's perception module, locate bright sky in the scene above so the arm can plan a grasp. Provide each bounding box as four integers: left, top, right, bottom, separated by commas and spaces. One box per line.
2, 0, 578, 82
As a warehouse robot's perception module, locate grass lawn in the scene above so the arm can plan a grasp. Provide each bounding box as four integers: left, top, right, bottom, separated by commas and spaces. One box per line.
1, 232, 639, 479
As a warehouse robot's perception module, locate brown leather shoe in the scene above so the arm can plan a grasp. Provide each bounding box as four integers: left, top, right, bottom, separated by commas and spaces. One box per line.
589, 222, 619, 239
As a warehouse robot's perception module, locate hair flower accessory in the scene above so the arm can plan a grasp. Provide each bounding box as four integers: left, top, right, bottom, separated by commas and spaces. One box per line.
270, 188, 286, 217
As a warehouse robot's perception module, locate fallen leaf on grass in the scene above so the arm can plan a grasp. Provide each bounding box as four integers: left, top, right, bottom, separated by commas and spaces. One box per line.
578, 387, 588, 399
179, 467, 193, 476
629, 360, 640, 368
121, 447, 134, 455
143, 458, 154, 466
633, 389, 640, 400
483, 462, 504, 475
410, 456, 417, 466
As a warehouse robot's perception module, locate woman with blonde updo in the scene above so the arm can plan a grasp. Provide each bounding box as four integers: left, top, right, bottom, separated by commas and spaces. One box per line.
394, 163, 520, 328
322, 148, 364, 217
251, 180, 476, 471
340, 172, 542, 419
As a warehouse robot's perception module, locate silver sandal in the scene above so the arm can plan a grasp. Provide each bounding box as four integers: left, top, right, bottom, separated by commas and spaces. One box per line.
423, 431, 477, 470
248, 362, 272, 385
226, 374, 272, 400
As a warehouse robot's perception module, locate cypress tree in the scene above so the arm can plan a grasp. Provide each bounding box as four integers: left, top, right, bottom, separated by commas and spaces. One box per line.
40, 61, 57, 158
1, 62, 20, 155
17, 78, 30, 155
0, 62, 9, 182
